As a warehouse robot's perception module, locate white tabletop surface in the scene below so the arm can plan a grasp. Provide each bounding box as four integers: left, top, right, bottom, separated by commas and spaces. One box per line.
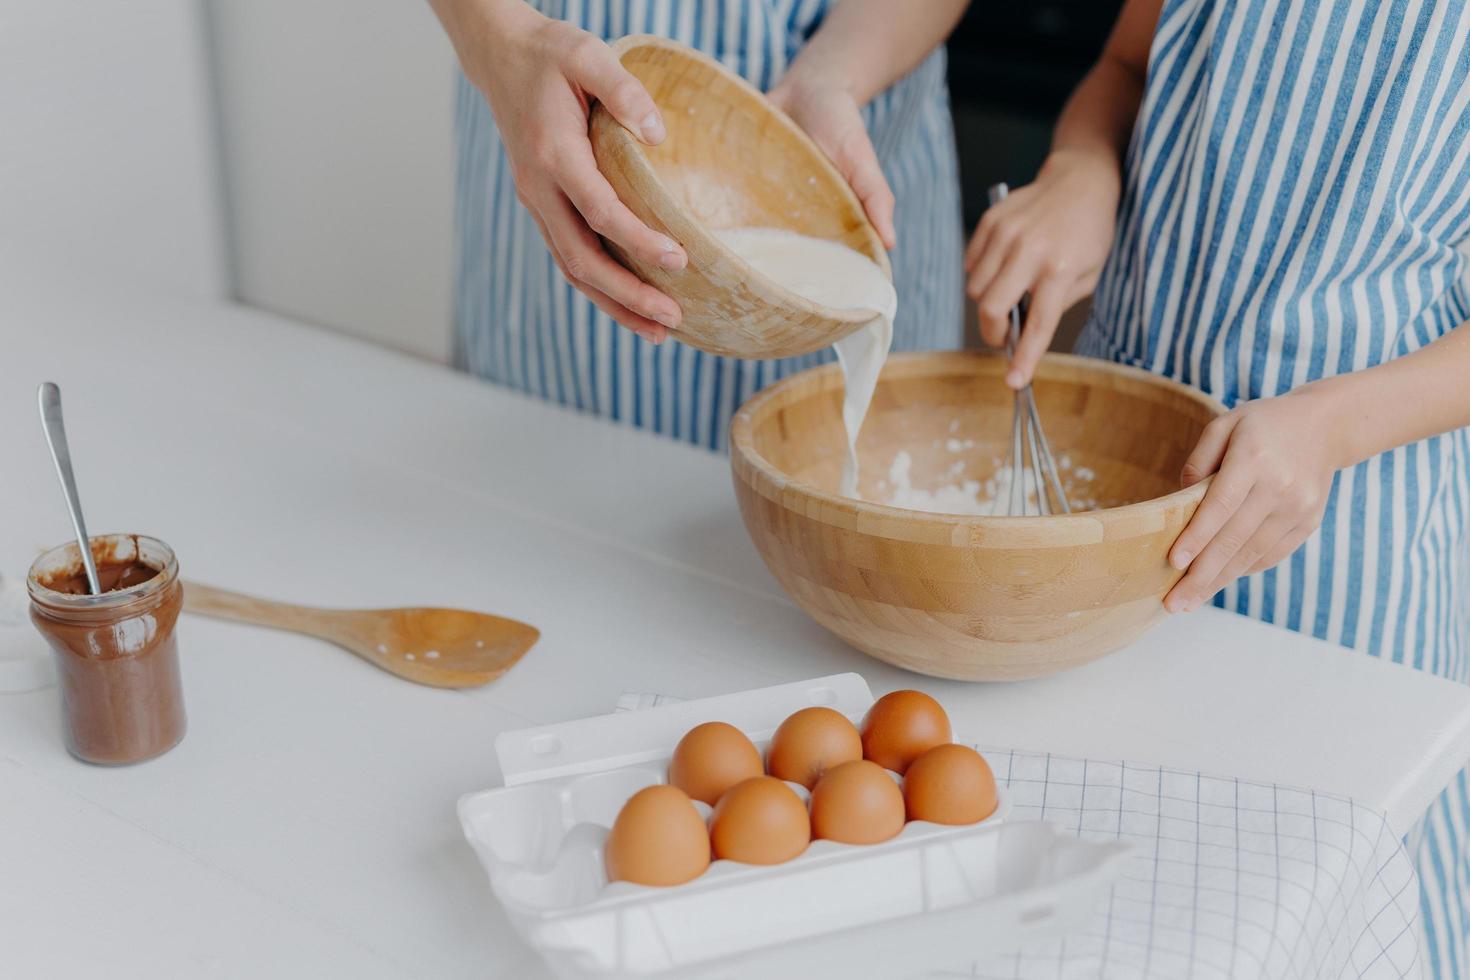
4, 273, 1469, 979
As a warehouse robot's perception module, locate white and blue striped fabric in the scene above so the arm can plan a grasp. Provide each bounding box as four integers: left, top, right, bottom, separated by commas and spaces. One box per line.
453, 0, 964, 453
1076, 0, 1470, 974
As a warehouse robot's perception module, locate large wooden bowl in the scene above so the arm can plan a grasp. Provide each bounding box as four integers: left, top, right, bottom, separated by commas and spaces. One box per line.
730, 352, 1228, 680
589, 35, 890, 359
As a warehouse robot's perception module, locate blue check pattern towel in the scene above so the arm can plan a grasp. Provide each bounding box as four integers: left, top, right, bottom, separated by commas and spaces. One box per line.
962, 751, 1420, 979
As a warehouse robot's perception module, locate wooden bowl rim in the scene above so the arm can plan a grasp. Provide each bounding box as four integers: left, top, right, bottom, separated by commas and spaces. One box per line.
729, 350, 1228, 535
597, 34, 892, 325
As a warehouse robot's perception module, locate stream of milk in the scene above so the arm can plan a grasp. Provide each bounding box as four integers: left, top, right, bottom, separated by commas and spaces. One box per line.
715, 228, 897, 498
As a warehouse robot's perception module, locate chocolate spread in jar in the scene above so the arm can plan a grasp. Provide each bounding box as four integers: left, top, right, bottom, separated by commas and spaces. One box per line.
27, 535, 187, 765
43, 558, 160, 595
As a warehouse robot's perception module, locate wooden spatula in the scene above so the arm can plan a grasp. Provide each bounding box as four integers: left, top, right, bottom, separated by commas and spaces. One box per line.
182, 582, 538, 688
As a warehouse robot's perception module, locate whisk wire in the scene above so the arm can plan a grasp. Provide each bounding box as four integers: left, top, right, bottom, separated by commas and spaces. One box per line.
1024, 406, 1050, 516
1028, 387, 1070, 515
1008, 390, 1024, 516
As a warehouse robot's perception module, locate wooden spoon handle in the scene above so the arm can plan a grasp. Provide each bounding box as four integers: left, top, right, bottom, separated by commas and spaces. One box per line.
183, 581, 333, 635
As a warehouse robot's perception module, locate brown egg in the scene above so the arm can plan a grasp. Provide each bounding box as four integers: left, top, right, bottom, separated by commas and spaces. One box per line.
860, 690, 952, 774
903, 743, 999, 825
767, 706, 863, 790
710, 776, 811, 865
668, 721, 764, 806
809, 759, 906, 845
605, 785, 711, 886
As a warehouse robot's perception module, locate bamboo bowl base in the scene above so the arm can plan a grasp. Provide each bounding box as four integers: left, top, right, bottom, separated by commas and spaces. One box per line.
729, 352, 1227, 681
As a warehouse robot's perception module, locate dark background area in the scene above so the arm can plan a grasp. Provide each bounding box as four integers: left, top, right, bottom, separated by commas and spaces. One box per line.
945, 1, 1123, 346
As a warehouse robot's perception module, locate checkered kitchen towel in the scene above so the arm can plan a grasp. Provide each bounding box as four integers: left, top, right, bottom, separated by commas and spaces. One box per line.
960, 751, 1421, 979
617, 694, 1422, 978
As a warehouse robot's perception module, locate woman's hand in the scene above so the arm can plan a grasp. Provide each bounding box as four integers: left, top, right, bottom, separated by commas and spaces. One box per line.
436, 0, 685, 343
768, 73, 897, 249
1164, 388, 1345, 612
964, 149, 1121, 387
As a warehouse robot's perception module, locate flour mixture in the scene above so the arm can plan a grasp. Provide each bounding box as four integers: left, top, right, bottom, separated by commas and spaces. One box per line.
715, 228, 896, 497
881, 448, 1098, 516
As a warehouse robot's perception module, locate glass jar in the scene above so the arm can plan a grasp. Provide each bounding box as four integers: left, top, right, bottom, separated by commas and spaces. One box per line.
26, 534, 187, 765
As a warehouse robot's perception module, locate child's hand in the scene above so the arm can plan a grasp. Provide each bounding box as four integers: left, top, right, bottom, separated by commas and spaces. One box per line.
449, 2, 686, 343
769, 74, 897, 250
1164, 390, 1344, 612
964, 149, 1121, 387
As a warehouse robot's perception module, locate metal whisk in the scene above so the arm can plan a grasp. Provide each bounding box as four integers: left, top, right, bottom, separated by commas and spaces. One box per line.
986, 184, 1070, 517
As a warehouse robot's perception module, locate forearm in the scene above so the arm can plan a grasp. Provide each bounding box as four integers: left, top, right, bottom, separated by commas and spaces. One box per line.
425, 0, 686, 338
1303, 320, 1470, 468
1049, 58, 1144, 172
1044, 0, 1159, 178
427, 0, 536, 83
778, 0, 969, 103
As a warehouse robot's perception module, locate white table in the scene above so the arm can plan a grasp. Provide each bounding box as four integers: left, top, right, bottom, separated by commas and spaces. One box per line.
4, 273, 1469, 978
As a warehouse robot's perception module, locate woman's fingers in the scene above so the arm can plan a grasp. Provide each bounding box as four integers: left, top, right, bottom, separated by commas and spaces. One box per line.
566, 37, 666, 144
771, 82, 897, 250
834, 126, 896, 248
1179, 413, 1239, 488
529, 209, 667, 343
972, 242, 1042, 349
577, 279, 670, 343
1165, 483, 1270, 612
556, 141, 686, 271
1247, 523, 1314, 574
963, 214, 991, 272
965, 208, 1016, 296
1168, 447, 1250, 570
538, 191, 682, 329
1007, 275, 1068, 388
1198, 508, 1298, 601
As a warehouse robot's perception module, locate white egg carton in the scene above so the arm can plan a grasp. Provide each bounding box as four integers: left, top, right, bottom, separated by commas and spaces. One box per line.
458, 674, 1130, 979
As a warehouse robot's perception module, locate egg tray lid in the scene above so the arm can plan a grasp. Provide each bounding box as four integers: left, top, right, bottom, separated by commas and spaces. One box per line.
493, 673, 874, 787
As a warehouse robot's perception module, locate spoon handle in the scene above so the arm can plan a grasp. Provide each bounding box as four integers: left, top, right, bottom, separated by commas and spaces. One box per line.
182, 582, 335, 635
37, 383, 102, 595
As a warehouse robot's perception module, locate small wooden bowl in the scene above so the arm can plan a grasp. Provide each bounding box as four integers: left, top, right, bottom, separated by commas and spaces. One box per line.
730, 352, 1228, 681
589, 35, 890, 359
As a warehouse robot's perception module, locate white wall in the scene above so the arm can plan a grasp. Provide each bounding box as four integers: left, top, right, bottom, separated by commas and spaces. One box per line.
0, 1, 224, 297
205, 0, 457, 363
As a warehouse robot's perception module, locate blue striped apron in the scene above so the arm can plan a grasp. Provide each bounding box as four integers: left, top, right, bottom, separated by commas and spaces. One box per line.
452, 0, 964, 453
1077, 0, 1470, 972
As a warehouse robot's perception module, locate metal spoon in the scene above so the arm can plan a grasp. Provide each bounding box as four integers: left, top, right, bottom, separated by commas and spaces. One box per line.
37, 382, 102, 594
